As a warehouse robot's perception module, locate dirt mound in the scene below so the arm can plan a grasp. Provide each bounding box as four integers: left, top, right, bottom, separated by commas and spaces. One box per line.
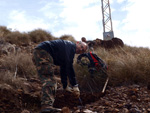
82, 85, 150, 113
0, 86, 41, 113
0, 87, 103, 113
0, 88, 21, 113
1, 79, 150, 113
0, 78, 104, 113
94, 37, 124, 49
54, 90, 104, 108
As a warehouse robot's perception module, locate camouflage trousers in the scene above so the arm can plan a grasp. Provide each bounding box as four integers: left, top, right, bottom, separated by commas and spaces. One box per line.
32, 48, 57, 106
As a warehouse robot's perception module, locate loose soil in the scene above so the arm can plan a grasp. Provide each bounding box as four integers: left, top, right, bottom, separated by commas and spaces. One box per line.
0, 78, 150, 113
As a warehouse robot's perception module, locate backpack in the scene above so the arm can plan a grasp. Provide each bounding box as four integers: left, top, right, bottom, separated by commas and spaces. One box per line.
77, 52, 108, 73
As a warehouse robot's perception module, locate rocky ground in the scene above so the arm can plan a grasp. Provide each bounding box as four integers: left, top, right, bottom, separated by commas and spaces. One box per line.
0, 77, 150, 113
0, 42, 150, 113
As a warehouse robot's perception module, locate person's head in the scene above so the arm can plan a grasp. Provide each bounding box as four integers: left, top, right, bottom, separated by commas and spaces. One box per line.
76, 41, 88, 54
81, 37, 86, 42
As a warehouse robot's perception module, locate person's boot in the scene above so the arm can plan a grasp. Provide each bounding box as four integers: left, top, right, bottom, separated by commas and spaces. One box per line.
40, 105, 61, 113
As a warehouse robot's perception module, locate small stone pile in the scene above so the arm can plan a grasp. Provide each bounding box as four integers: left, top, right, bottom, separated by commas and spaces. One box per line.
82, 85, 150, 113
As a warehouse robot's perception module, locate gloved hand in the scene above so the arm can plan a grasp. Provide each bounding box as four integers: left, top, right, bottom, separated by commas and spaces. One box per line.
65, 86, 73, 93
77, 59, 80, 64
72, 86, 80, 98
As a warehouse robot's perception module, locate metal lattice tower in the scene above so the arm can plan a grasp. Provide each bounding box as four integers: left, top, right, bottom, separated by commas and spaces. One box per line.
101, 0, 114, 40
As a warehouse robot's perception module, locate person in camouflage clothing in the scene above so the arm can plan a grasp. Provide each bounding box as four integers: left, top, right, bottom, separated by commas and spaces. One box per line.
32, 39, 87, 113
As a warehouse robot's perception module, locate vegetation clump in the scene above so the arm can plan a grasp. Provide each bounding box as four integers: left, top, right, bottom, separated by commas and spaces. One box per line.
0, 25, 150, 92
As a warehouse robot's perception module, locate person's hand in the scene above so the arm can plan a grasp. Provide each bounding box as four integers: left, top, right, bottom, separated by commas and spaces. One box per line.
65, 86, 73, 93
73, 86, 80, 98
77, 59, 80, 64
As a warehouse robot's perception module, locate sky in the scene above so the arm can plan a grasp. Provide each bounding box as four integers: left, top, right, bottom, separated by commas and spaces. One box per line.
0, 0, 150, 48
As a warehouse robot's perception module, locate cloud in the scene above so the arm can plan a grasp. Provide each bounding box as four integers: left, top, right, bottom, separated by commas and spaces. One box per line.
60, 0, 100, 8
39, 1, 62, 19
116, 0, 126, 4
123, 0, 150, 30
52, 0, 103, 40
7, 10, 50, 32
4, 0, 150, 48
5, 0, 105, 41
113, 0, 150, 47
36, 0, 103, 40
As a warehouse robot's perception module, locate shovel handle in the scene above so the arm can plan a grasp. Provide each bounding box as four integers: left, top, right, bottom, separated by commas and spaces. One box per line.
102, 77, 109, 93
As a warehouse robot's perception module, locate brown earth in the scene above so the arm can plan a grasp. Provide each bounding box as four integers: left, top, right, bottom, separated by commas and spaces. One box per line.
0, 78, 150, 113
0, 42, 150, 113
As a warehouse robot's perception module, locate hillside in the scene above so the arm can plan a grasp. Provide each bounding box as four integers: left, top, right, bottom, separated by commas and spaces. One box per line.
0, 26, 150, 113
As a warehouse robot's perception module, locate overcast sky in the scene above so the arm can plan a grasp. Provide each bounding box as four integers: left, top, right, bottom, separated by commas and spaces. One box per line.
0, 0, 150, 48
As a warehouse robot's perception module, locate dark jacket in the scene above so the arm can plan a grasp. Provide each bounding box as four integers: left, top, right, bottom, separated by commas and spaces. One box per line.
36, 39, 77, 89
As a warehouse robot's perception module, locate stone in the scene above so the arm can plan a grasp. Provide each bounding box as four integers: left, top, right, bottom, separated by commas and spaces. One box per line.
122, 108, 129, 113
61, 107, 71, 113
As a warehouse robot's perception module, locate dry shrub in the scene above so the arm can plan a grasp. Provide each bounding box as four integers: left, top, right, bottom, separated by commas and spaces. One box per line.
5, 31, 31, 46
74, 45, 150, 91
74, 55, 107, 92
29, 29, 54, 43
0, 71, 27, 89
60, 35, 76, 43
0, 52, 37, 79
94, 46, 150, 86
0, 26, 11, 37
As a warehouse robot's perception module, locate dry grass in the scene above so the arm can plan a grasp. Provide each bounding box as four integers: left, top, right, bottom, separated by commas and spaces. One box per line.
0, 71, 27, 89
0, 52, 37, 79
0, 26, 56, 46
0, 51, 37, 88
74, 45, 150, 92
5, 31, 31, 46
0, 26, 11, 37
74, 62, 107, 92
28, 29, 54, 43
1, 25, 150, 92
60, 34, 76, 43
105, 46, 150, 86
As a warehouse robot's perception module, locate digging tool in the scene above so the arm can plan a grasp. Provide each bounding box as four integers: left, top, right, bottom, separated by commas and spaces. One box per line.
78, 96, 84, 112
102, 77, 109, 93
78, 97, 83, 106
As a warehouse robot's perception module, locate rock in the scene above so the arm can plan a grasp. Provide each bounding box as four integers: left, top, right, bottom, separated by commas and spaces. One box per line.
117, 103, 124, 108
104, 101, 111, 106
122, 108, 129, 113
95, 106, 103, 111
83, 109, 96, 113
74, 109, 80, 113
21, 109, 30, 113
131, 95, 137, 101
93, 37, 124, 49
61, 107, 71, 113
124, 103, 132, 109
0, 41, 17, 55
114, 108, 119, 112
130, 108, 142, 113
142, 108, 147, 113
22, 82, 33, 94
147, 108, 150, 112
130, 105, 142, 113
